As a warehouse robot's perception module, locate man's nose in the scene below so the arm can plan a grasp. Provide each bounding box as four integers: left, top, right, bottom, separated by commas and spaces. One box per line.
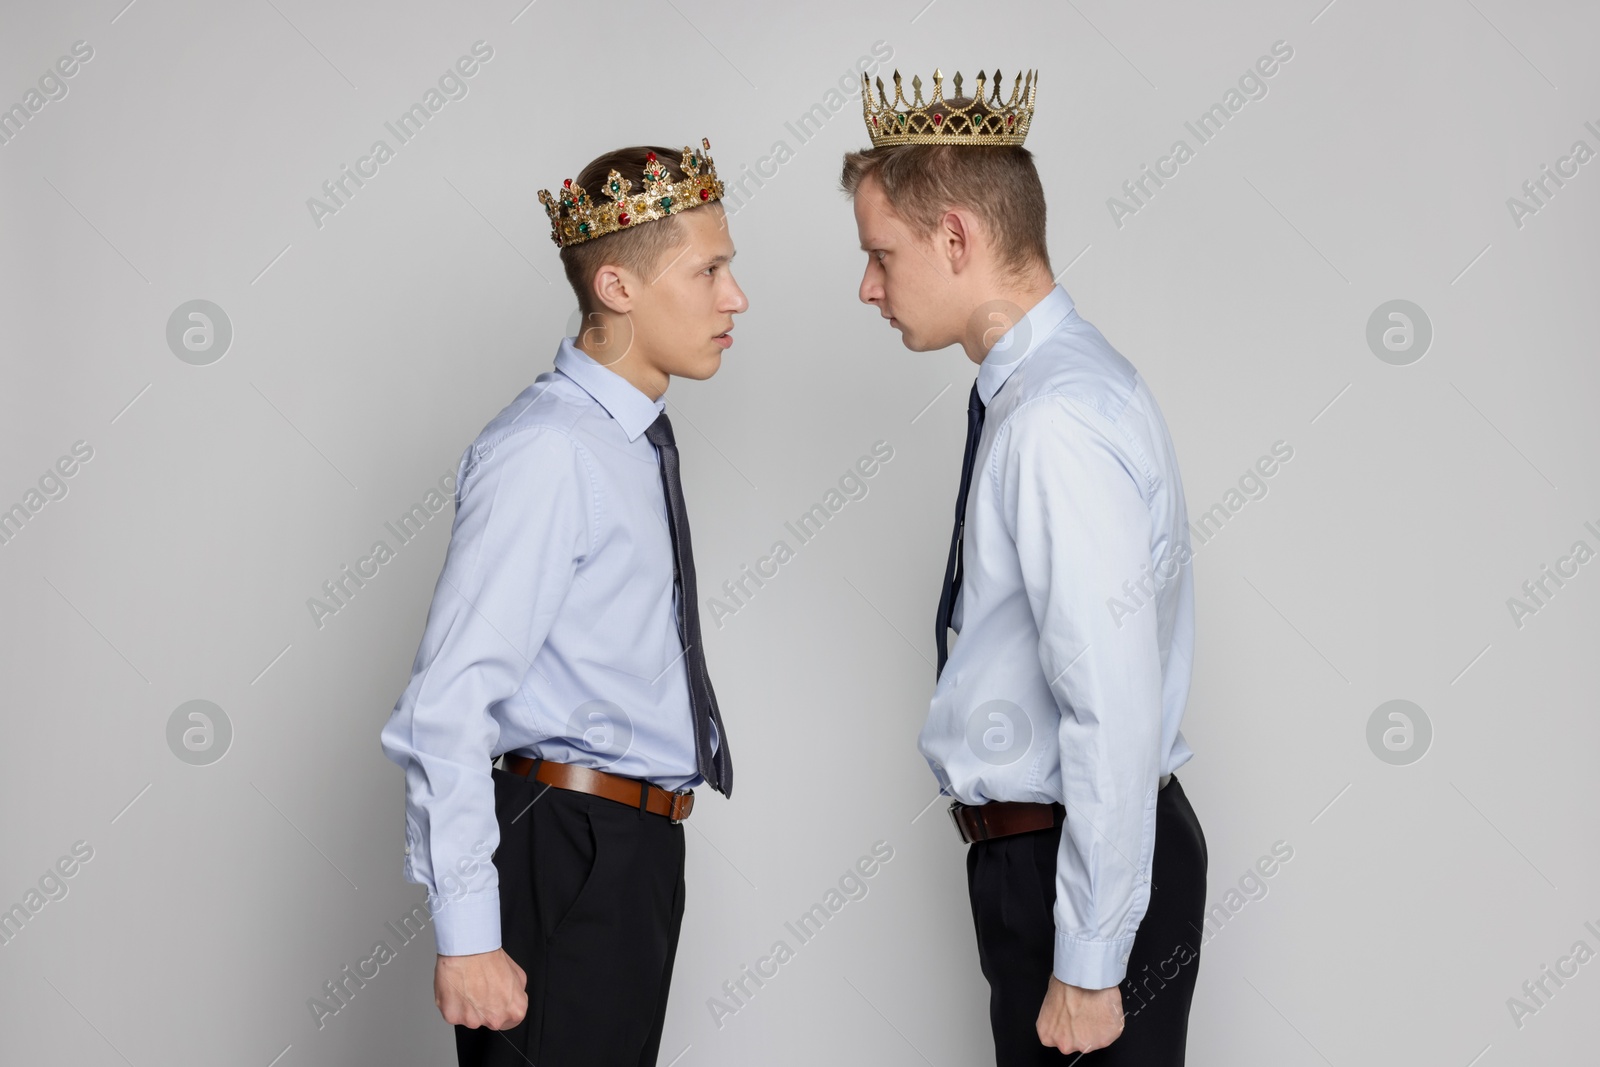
858, 269, 880, 306
723, 273, 750, 314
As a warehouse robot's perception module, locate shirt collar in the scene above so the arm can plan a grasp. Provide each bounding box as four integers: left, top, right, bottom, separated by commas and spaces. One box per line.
975, 284, 1076, 406
552, 336, 666, 442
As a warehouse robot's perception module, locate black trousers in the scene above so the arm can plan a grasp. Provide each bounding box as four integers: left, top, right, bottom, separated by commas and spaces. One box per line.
966, 774, 1208, 1066
456, 767, 687, 1067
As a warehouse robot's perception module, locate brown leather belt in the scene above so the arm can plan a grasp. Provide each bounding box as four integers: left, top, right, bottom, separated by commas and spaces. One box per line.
950, 799, 1059, 843
501, 755, 694, 823
950, 773, 1173, 844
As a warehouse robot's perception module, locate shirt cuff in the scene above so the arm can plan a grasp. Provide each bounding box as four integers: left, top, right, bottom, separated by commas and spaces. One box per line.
429, 891, 502, 957
1053, 931, 1136, 990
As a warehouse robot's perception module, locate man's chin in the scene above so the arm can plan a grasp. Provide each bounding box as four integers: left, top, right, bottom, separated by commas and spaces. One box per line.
679, 351, 722, 380
895, 328, 958, 354
887, 320, 930, 351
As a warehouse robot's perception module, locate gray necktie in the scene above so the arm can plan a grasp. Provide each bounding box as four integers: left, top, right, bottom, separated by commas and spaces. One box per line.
934, 382, 985, 678
644, 411, 733, 796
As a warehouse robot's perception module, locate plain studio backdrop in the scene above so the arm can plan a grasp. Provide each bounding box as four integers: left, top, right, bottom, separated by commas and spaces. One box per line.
2, 0, 1597, 1063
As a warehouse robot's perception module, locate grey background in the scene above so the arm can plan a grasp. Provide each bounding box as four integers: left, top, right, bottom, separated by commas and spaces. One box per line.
2, 0, 1596, 1063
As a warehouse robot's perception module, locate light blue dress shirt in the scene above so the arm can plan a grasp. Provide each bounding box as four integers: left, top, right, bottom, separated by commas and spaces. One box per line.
380, 337, 715, 956
922, 284, 1196, 990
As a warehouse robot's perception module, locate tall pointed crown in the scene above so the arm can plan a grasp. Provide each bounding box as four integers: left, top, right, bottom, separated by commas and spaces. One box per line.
537, 138, 724, 248
860, 68, 1037, 147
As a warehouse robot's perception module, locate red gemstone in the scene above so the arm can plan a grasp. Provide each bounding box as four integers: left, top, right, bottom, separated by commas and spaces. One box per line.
1007, 115, 1014, 126
563, 178, 572, 187
872, 115, 878, 127
699, 188, 709, 200
618, 213, 630, 225
933, 113, 943, 126
645, 151, 657, 162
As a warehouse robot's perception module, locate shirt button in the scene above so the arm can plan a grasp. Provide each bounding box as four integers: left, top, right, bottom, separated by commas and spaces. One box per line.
404, 842, 412, 855
1120, 953, 1129, 964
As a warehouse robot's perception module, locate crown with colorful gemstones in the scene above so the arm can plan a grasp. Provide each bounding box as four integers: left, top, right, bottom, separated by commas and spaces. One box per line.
537, 139, 725, 248
860, 68, 1037, 147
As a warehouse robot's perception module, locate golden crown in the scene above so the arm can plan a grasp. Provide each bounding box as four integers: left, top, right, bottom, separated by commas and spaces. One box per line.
861, 68, 1038, 147
538, 139, 725, 248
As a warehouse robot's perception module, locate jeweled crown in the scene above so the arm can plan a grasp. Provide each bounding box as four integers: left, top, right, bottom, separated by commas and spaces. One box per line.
538, 139, 725, 248
860, 68, 1037, 147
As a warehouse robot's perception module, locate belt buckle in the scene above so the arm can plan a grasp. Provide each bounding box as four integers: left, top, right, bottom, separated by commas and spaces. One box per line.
670, 788, 694, 823
947, 800, 972, 844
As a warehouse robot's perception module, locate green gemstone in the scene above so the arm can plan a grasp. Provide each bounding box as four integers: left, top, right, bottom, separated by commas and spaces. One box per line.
578, 222, 589, 233
660, 196, 672, 210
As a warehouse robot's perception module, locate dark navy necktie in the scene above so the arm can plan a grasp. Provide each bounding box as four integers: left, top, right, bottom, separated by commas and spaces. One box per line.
934, 383, 986, 679
644, 411, 733, 796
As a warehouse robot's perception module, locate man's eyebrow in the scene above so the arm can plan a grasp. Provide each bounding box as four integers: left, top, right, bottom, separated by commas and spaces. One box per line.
704, 252, 734, 266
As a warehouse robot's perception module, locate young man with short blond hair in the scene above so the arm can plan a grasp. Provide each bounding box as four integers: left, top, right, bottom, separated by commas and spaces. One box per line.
843, 70, 1208, 1064
382, 139, 746, 1066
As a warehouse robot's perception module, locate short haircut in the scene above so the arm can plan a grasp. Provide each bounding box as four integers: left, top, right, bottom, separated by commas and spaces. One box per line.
558, 144, 712, 316
840, 100, 1050, 280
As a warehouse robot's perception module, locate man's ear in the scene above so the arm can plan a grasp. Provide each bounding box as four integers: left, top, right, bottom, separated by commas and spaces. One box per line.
591, 264, 636, 314
938, 207, 976, 275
